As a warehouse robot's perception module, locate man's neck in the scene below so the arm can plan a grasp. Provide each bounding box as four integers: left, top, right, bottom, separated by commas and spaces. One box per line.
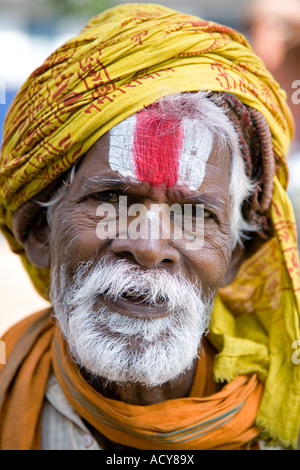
81, 358, 204, 449
81, 359, 198, 406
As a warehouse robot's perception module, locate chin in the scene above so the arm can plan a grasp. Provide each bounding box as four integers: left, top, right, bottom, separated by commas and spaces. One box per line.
50, 258, 213, 387
56, 301, 208, 388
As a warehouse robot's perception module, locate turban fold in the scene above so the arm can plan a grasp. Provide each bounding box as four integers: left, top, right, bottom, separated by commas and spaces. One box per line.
0, 3, 299, 448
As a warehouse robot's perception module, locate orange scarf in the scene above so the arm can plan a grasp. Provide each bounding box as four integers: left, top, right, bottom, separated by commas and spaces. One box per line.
0, 309, 263, 450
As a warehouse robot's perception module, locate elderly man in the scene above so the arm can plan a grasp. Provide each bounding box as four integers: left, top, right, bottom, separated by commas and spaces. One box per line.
0, 4, 299, 451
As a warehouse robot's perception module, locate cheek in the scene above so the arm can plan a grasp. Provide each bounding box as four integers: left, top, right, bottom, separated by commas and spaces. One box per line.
180, 228, 232, 295
50, 205, 109, 269
191, 250, 229, 296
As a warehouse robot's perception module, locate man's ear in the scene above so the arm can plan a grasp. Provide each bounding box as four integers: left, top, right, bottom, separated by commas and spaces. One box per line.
24, 211, 51, 268
221, 242, 246, 287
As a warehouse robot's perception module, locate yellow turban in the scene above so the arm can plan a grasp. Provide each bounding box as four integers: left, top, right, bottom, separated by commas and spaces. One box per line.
0, 3, 299, 448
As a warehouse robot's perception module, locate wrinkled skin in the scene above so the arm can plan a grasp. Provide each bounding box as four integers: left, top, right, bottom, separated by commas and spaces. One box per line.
24, 130, 245, 448
50, 132, 237, 299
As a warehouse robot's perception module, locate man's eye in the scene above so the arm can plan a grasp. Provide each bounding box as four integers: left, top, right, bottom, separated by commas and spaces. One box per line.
90, 190, 119, 203
192, 206, 213, 219
204, 209, 212, 219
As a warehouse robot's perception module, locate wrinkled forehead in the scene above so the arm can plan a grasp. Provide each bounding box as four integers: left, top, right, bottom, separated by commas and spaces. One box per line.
108, 109, 214, 190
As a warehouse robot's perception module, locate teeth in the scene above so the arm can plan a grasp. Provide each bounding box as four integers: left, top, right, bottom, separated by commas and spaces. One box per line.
123, 293, 147, 300
121, 292, 168, 304
103, 290, 168, 304
119, 292, 151, 302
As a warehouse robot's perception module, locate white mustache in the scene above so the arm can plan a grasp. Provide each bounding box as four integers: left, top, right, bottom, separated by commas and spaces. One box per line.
66, 256, 203, 314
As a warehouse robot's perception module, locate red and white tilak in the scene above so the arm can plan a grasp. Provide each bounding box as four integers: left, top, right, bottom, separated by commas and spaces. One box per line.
109, 110, 213, 190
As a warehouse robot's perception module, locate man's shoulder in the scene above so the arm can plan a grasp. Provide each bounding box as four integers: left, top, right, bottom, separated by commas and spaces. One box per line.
0, 307, 53, 368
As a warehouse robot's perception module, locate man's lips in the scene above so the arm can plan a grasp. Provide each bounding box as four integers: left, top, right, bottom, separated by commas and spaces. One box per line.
98, 292, 170, 319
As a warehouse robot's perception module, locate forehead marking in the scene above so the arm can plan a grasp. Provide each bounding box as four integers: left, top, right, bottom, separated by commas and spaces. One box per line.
178, 119, 213, 190
133, 110, 183, 187
108, 114, 137, 178
109, 113, 213, 190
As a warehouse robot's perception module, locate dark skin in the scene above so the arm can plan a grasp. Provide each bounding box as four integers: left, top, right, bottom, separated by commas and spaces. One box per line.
23, 129, 245, 447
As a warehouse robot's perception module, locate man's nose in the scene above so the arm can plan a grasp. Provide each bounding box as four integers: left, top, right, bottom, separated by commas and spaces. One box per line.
110, 202, 181, 269
110, 236, 180, 270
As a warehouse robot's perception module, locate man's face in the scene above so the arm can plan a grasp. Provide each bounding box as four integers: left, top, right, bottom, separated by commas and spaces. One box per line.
49, 114, 234, 387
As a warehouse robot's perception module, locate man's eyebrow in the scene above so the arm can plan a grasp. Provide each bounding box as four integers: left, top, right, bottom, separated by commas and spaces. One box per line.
186, 193, 226, 211
80, 176, 129, 192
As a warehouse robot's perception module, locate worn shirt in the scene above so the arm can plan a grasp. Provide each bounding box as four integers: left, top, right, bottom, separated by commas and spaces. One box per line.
41, 370, 101, 450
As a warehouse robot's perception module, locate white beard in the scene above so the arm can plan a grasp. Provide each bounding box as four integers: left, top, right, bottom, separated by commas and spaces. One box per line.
50, 257, 213, 388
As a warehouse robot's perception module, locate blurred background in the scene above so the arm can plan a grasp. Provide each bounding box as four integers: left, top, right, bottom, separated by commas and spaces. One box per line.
0, 0, 300, 335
